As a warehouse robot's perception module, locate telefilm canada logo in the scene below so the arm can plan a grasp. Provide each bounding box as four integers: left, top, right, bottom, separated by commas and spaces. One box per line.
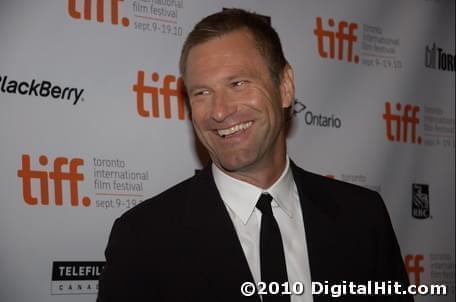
412, 183, 430, 219
0, 75, 84, 105
292, 98, 342, 128
51, 261, 105, 295
424, 43, 455, 72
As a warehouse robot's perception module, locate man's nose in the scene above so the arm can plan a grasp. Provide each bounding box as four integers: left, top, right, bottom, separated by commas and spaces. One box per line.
210, 91, 235, 122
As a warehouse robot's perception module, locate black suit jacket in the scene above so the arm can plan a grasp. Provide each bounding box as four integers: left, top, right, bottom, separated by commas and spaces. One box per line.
97, 162, 413, 302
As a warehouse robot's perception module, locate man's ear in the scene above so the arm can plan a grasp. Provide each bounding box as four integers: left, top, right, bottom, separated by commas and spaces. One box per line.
279, 64, 295, 109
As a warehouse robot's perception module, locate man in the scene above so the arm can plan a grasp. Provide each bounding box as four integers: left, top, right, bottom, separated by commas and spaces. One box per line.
98, 9, 412, 302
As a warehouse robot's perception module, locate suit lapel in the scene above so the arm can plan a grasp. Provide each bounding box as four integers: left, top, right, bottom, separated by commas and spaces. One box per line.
182, 163, 342, 301
183, 166, 260, 301
290, 162, 341, 285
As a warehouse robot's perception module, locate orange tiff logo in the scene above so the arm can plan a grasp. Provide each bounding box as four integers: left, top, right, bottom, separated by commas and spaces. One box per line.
68, 0, 129, 26
17, 154, 91, 207
383, 102, 422, 144
405, 254, 424, 285
133, 70, 187, 120
314, 17, 359, 63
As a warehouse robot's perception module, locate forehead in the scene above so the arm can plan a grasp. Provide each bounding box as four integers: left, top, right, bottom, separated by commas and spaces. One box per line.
184, 30, 269, 85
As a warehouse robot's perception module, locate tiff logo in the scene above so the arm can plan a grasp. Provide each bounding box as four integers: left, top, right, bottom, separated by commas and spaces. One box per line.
17, 154, 91, 207
314, 17, 359, 63
405, 254, 424, 285
383, 102, 422, 144
133, 70, 187, 120
68, 0, 129, 26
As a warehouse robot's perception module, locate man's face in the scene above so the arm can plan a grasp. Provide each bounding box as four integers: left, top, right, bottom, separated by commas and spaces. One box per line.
185, 30, 293, 177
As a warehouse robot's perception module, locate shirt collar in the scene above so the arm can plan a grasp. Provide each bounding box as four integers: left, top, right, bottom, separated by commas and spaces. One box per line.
212, 158, 295, 224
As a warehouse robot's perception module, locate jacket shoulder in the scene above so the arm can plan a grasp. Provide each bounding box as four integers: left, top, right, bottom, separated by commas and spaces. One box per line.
293, 164, 379, 195
291, 163, 386, 213
118, 171, 201, 226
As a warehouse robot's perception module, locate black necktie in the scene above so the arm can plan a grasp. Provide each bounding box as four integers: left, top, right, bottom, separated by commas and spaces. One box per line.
256, 193, 290, 302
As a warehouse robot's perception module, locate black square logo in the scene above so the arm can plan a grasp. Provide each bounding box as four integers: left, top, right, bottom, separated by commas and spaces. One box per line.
412, 183, 430, 219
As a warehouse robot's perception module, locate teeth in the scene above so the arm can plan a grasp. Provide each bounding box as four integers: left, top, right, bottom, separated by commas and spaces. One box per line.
217, 121, 252, 137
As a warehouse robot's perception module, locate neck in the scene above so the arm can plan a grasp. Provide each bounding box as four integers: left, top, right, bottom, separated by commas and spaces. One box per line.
230, 157, 287, 189
219, 136, 288, 189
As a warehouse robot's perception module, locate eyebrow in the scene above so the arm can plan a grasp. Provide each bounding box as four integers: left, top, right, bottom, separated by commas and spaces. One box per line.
187, 68, 259, 93
187, 84, 209, 94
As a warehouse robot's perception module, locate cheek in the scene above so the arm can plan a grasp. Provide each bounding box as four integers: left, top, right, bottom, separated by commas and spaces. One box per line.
191, 111, 215, 144
190, 105, 207, 127
246, 84, 277, 108
234, 90, 267, 114
190, 117, 207, 142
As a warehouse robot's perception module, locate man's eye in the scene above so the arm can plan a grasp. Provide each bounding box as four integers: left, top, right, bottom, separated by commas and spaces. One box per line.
231, 80, 246, 88
193, 90, 210, 96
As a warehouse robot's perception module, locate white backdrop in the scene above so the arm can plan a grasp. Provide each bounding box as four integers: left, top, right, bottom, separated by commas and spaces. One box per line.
1, 0, 454, 301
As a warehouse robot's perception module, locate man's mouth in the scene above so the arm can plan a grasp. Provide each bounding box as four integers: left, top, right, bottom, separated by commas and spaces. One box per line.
216, 121, 253, 137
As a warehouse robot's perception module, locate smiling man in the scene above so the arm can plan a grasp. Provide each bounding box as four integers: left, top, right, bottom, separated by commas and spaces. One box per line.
184, 28, 293, 188
98, 9, 413, 302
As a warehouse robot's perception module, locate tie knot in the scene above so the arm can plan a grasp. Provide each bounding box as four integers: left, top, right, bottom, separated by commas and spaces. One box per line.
256, 193, 273, 216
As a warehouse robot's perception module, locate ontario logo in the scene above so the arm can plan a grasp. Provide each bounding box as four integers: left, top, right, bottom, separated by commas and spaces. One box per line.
51, 261, 105, 295
383, 102, 422, 144
67, 0, 129, 27
292, 98, 342, 128
0, 75, 84, 105
412, 183, 430, 219
17, 154, 91, 207
132, 70, 187, 120
313, 16, 359, 63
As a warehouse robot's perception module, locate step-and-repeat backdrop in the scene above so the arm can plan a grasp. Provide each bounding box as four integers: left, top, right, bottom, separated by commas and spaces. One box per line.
1, 0, 454, 301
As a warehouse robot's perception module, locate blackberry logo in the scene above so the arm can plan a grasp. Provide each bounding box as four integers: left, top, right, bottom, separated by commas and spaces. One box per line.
0, 75, 84, 105
412, 183, 430, 219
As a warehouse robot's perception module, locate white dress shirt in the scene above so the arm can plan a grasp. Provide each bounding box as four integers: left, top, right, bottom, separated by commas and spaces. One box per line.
212, 158, 314, 302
